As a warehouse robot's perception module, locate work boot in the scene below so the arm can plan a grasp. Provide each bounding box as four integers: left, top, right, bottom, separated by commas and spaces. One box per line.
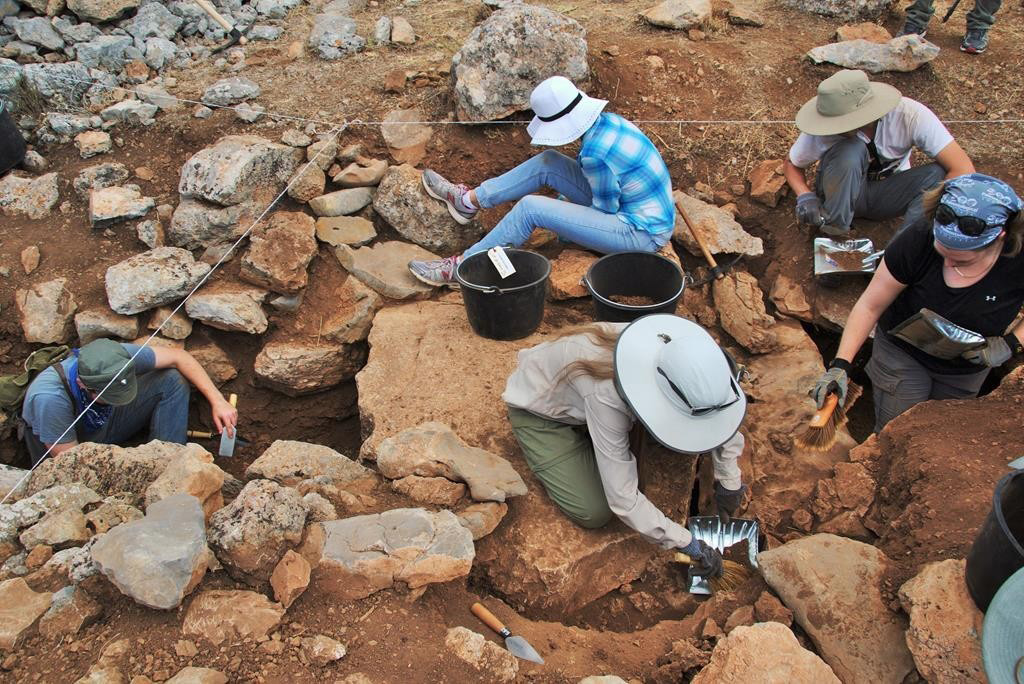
960, 29, 989, 54
408, 255, 461, 287
898, 20, 928, 38
421, 169, 477, 225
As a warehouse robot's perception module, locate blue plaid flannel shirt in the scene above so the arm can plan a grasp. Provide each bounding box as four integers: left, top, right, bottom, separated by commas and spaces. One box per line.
578, 112, 675, 235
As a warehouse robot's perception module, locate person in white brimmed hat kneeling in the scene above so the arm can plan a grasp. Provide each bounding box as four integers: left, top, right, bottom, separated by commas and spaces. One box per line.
783, 69, 975, 237
408, 76, 676, 287
501, 314, 749, 580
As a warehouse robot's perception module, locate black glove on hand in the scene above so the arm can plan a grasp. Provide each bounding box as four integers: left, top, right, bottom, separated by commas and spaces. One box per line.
714, 481, 747, 524
796, 192, 825, 227
810, 364, 849, 409
680, 538, 723, 580
962, 335, 1014, 368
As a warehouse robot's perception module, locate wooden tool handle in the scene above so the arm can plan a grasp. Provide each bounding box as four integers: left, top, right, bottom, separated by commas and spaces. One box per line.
227, 393, 237, 408
193, 0, 236, 32
187, 430, 213, 439
471, 602, 508, 635
675, 199, 721, 276
809, 393, 839, 428
674, 552, 693, 564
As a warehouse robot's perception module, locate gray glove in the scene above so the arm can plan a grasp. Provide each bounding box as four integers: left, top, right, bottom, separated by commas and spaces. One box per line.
714, 482, 747, 524
963, 336, 1013, 368
810, 366, 848, 409
796, 192, 825, 227
680, 538, 723, 580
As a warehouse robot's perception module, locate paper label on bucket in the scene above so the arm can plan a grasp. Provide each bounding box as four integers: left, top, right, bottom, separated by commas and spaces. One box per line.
488, 247, 517, 279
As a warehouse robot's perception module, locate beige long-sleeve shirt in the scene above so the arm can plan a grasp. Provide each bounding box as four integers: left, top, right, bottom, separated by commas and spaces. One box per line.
502, 324, 744, 549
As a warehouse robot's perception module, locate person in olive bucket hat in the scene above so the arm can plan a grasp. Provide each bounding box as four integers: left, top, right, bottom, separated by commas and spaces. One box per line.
20, 339, 237, 465
783, 69, 976, 236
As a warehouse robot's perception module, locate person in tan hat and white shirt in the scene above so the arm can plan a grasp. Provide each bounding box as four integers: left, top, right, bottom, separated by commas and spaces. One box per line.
783, 69, 975, 236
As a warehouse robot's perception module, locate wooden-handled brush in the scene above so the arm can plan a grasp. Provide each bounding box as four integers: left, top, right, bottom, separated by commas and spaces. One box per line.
795, 382, 862, 452
674, 552, 751, 593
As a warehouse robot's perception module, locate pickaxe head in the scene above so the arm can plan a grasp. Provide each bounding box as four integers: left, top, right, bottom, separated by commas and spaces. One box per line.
211, 27, 248, 54
690, 254, 743, 287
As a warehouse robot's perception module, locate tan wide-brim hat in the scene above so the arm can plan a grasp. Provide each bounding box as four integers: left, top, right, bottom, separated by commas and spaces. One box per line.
795, 69, 902, 136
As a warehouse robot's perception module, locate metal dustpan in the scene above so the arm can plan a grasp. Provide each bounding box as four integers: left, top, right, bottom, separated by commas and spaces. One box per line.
686, 515, 760, 595
813, 238, 880, 277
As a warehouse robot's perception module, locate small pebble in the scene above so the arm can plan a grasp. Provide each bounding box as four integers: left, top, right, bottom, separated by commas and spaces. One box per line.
193, 105, 213, 119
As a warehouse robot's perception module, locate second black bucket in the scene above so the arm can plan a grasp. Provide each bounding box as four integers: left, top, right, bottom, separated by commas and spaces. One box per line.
456, 249, 551, 341
0, 99, 27, 176
965, 469, 1024, 611
583, 251, 685, 323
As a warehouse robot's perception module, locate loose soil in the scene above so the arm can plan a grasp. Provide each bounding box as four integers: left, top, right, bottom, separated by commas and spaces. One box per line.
2, 0, 1024, 680
607, 294, 660, 307
816, 246, 871, 272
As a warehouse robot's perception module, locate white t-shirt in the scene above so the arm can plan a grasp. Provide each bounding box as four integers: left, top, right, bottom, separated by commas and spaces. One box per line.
788, 97, 954, 173
502, 324, 744, 550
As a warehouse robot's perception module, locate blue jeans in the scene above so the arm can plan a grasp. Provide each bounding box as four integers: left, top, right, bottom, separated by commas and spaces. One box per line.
24, 369, 191, 464
465, 150, 670, 256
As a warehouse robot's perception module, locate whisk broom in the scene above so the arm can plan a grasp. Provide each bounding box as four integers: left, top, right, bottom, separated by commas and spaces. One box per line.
673, 551, 752, 593
794, 381, 863, 452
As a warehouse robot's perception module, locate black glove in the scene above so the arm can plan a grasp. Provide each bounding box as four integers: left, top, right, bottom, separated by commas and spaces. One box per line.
810, 360, 850, 409
796, 192, 825, 227
680, 538, 723, 580
962, 335, 1015, 368
714, 481, 747, 524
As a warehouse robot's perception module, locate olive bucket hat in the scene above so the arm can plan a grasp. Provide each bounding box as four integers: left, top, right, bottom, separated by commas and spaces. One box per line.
77, 339, 138, 406
795, 69, 902, 136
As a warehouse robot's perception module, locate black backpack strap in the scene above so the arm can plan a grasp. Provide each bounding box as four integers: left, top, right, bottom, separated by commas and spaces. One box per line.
52, 362, 81, 442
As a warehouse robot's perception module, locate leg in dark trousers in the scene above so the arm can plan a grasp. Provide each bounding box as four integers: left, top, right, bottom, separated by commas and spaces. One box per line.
815, 137, 870, 231
84, 369, 190, 445
856, 162, 946, 232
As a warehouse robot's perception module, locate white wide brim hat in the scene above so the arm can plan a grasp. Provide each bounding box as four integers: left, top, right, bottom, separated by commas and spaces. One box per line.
526, 80, 607, 147
614, 314, 746, 454
983, 564, 1024, 682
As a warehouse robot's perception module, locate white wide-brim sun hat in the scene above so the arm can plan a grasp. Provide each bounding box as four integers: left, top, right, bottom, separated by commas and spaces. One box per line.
526, 76, 608, 147
614, 314, 746, 454
983, 564, 1024, 683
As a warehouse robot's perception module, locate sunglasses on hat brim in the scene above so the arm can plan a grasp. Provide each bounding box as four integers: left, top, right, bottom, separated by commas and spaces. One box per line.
655, 347, 745, 417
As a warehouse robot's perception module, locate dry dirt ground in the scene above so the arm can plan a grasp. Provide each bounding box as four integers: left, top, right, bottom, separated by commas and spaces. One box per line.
2, 0, 1024, 681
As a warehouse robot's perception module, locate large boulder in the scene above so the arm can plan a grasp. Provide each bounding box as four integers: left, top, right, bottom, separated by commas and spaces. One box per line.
758, 534, 915, 683
373, 165, 482, 254
15, 278, 76, 343
239, 211, 317, 295
184, 285, 268, 334
641, 0, 711, 29
307, 12, 365, 60
300, 508, 474, 600
207, 480, 308, 586
124, 1, 183, 40
245, 440, 376, 492
712, 271, 777, 354
253, 339, 366, 396
782, 0, 893, 21
90, 493, 209, 610
673, 191, 763, 257
88, 186, 155, 228
807, 35, 940, 73
0, 578, 52, 650
74, 35, 132, 72
105, 248, 211, 315
692, 622, 840, 683
308, 187, 373, 217
334, 242, 438, 300
74, 308, 138, 345
21, 63, 91, 110
451, 5, 589, 122
379, 110, 432, 165
66, 0, 138, 22
898, 559, 986, 683
6, 16, 64, 51
167, 198, 257, 251
73, 163, 130, 199
0, 172, 59, 220
178, 136, 303, 207
182, 590, 283, 645
144, 449, 226, 519
376, 422, 527, 502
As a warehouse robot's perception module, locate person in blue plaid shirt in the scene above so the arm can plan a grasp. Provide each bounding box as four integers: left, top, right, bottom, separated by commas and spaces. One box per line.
409, 76, 675, 287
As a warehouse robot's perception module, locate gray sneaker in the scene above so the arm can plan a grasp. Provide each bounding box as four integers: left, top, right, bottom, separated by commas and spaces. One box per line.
421, 170, 477, 225
960, 29, 989, 54
898, 21, 928, 38
409, 255, 461, 287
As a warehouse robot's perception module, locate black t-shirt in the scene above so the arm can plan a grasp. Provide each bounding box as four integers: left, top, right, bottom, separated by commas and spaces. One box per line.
878, 222, 1024, 374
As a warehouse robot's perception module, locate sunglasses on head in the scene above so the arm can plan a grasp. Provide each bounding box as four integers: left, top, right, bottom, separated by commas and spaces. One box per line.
936, 204, 992, 237
656, 367, 741, 416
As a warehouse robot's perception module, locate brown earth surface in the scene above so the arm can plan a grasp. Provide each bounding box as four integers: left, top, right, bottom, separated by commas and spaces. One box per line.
2, 0, 1024, 680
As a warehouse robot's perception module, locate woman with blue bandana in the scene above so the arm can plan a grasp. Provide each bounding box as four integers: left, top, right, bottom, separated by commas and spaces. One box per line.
809, 173, 1024, 432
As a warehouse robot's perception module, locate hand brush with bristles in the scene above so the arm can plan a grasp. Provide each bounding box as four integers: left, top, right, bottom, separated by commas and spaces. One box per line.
795, 381, 863, 452
673, 552, 752, 593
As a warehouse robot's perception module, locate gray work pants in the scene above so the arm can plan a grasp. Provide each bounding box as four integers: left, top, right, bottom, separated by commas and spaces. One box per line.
866, 333, 989, 433
815, 137, 946, 232
906, 0, 1002, 31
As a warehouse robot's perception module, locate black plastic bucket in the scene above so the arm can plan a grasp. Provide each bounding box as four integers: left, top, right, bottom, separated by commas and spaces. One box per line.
965, 469, 1024, 611
456, 249, 551, 341
583, 251, 685, 322
0, 99, 26, 175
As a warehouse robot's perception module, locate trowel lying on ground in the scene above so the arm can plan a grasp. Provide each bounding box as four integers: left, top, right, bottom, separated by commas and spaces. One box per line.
471, 602, 544, 665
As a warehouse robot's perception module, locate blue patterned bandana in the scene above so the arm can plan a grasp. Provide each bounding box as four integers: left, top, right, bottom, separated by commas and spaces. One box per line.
934, 173, 1023, 250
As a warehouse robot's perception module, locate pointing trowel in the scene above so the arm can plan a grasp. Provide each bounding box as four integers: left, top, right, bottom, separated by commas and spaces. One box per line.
471, 602, 544, 665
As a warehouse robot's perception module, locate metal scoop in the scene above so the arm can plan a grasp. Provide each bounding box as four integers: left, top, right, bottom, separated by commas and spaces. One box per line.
471, 602, 544, 664
218, 393, 238, 457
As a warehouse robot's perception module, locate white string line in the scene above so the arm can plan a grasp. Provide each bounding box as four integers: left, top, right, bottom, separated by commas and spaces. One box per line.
3, 63, 1024, 128
0, 125, 345, 506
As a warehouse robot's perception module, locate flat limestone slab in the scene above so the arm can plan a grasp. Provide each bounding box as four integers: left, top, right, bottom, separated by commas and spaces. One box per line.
335, 241, 437, 300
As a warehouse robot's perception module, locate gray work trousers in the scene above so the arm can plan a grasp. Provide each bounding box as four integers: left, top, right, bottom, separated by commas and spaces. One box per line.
866, 333, 989, 433
815, 137, 946, 232
906, 0, 1002, 31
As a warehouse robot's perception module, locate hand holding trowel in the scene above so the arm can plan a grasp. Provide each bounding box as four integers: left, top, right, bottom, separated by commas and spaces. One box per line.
674, 197, 743, 286
471, 602, 544, 665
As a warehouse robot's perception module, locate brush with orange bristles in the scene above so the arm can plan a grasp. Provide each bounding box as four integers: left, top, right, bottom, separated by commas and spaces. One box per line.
672, 552, 752, 593
795, 381, 863, 452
